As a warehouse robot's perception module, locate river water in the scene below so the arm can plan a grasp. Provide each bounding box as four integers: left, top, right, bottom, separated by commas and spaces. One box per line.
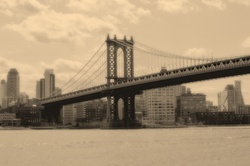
0, 126, 250, 166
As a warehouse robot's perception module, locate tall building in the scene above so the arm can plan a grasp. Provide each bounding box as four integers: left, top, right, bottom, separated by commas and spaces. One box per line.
40, 79, 45, 99
36, 81, 41, 99
235, 80, 245, 106
44, 69, 55, 98
176, 91, 206, 123
0, 80, 7, 107
142, 85, 185, 125
7, 68, 20, 98
218, 85, 235, 112
218, 81, 245, 113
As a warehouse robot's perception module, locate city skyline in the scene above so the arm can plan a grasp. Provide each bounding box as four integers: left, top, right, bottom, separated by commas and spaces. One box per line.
0, 0, 250, 104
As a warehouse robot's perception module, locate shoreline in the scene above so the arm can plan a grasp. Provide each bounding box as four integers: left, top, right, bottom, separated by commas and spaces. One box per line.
1, 124, 250, 130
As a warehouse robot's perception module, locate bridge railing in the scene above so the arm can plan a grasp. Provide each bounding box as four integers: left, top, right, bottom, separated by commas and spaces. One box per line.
110, 55, 250, 87
41, 55, 250, 104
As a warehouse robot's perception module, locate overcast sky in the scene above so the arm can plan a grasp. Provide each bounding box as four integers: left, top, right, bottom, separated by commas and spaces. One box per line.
1, 0, 250, 105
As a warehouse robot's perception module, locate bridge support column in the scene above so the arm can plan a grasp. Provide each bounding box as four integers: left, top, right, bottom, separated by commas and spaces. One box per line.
43, 105, 62, 125
123, 94, 135, 121
106, 95, 119, 121
104, 93, 140, 128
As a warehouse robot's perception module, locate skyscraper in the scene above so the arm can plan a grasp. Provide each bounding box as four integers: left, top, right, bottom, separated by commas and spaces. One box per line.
40, 79, 45, 99
44, 69, 55, 98
218, 81, 245, 113
0, 79, 7, 107
218, 85, 236, 112
234, 80, 245, 106
36, 81, 41, 99
7, 68, 20, 98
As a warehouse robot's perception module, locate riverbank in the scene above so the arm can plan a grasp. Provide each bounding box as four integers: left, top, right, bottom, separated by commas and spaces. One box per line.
1, 124, 250, 130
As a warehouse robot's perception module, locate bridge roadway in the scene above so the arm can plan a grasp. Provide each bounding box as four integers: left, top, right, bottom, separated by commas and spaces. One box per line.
40, 55, 250, 106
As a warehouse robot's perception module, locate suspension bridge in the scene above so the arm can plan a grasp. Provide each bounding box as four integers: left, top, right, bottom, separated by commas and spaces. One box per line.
40, 35, 250, 128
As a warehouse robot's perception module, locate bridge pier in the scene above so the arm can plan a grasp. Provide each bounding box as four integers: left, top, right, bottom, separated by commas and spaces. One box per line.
42, 105, 62, 125
104, 93, 141, 129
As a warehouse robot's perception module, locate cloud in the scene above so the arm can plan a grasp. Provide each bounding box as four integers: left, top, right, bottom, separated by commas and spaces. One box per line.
201, 0, 226, 10
242, 36, 250, 48
157, 0, 198, 14
0, 0, 48, 17
4, 0, 151, 44
184, 48, 211, 58
228, 0, 250, 6
155, 0, 250, 14
136, 8, 151, 17
5, 11, 119, 44
40, 59, 83, 74
67, 0, 151, 24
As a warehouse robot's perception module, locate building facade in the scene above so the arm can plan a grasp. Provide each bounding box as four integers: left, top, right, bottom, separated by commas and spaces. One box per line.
0, 79, 7, 108
62, 104, 76, 126
7, 68, 20, 98
2, 105, 42, 126
84, 99, 106, 122
0, 113, 21, 126
61, 101, 106, 127
40, 79, 45, 99
142, 85, 185, 125
218, 81, 245, 113
176, 92, 206, 123
36, 81, 41, 99
44, 69, 55, 98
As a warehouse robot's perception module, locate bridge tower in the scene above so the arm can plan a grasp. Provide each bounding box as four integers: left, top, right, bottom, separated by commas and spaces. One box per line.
106, 35, 138, 127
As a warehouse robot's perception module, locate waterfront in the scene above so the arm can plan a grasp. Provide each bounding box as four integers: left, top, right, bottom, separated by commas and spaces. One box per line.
0, 126, 250, 166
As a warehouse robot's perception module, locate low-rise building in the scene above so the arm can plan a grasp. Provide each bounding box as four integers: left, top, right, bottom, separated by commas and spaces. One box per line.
192, 112, 250, 125
2, 105, 42, 126
176, 92, 206, 123
0, 113, 21, 126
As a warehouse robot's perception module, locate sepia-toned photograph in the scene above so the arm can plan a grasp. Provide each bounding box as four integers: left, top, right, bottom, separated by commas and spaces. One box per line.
0, 0, 250, 165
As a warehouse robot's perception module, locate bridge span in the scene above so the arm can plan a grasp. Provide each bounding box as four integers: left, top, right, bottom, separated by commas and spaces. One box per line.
39, 35, 250, 128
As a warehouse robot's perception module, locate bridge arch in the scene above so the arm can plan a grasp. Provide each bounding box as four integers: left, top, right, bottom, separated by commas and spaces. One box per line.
117, 47, 125, 78
106, 34, 134, 85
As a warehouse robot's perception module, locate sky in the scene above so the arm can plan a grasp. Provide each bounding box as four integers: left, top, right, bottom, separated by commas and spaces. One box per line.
0, 0, 250, 105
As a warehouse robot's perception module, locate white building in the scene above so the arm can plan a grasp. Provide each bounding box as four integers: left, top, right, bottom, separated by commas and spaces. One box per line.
142, 85, 185, 125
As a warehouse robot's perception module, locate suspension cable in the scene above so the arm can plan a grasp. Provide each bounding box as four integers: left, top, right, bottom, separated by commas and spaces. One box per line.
62, 48, 107, 93
49, 42, 106, 96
